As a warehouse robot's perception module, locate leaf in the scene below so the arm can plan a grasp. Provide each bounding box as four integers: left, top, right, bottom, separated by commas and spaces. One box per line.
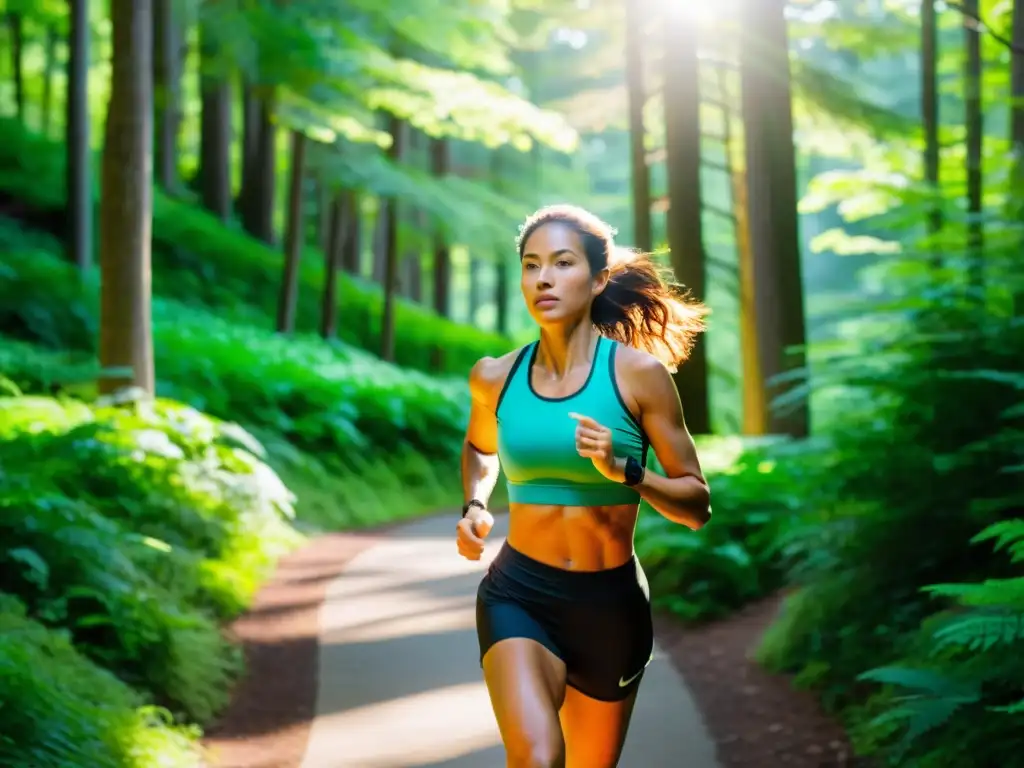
7, 547, 50, 589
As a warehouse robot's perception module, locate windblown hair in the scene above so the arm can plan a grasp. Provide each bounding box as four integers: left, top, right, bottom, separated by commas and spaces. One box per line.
517, 204, 708, 371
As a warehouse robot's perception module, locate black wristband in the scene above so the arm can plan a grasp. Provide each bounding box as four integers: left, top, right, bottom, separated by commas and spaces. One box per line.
622, 455, 645, 487
462, 499, 486, 518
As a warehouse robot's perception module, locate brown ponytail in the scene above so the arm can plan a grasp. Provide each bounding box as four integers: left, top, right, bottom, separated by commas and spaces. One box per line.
517, 204, 708, 371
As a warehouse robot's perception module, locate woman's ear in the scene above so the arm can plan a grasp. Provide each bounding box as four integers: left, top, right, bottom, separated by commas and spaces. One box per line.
591, 266, 611, 298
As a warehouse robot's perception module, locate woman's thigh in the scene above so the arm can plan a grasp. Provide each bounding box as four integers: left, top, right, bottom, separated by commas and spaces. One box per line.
559, 685, 639, 768
482, 637, 567, 766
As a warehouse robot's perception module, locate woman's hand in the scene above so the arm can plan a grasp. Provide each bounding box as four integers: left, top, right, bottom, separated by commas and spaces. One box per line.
570, 412, 625, 483
456, 507, 494, 561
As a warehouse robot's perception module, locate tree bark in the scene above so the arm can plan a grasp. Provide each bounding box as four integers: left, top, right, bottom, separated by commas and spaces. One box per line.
340, 192, 361, 275
99, 0, 155, 396
7, 13, 24, 121
963, 0, 984, 287
42, 26, 59, 137
662, 5, 711, 434
714, 62, 766, 435
430, 137, 451, 370
153, 0, 181, 191
921, 0, 942, 261
198, 20, 232, 221
1011, 0, 1023, 314
277, 130, 307, 333
380, 116, 406, 361
739, 0, 809, 437
625, 0, 653, 252
320, 191, 347, 339
67, 0, 92, 272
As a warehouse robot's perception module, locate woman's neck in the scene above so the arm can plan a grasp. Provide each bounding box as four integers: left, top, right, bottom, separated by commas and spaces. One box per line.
535, 322, 597, 379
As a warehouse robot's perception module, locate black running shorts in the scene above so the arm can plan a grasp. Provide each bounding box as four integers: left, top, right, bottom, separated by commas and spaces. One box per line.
476, 542, 654, 702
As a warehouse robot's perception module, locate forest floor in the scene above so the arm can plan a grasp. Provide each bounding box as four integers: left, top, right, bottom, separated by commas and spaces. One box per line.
203, 511, 855, 768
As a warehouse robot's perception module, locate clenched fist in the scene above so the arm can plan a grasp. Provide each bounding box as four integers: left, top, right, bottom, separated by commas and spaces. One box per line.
456, 506, 494, 561
570, 411, 625, 483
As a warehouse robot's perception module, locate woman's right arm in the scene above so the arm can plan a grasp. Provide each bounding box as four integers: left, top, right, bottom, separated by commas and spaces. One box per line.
460, 357, 504, 510
456, 354, 517, 559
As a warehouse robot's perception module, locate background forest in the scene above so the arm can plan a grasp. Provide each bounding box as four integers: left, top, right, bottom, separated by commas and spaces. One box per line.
0, 0, 1021, 766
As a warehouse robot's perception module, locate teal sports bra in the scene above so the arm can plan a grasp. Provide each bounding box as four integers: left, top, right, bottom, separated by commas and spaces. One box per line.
495, 336, 650, 507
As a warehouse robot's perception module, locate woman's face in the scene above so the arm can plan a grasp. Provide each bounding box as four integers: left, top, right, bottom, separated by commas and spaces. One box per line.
520, 222, 606, 326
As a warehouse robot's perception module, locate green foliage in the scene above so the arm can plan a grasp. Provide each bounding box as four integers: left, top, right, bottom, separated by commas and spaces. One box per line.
0, 119, 514, 375
634, 436, 804, 620
745, 249, 1023, 765
0, 389, 304, 762
0, 233, 471, 462
848, 517, 1024, 766
0, 593, 201, 768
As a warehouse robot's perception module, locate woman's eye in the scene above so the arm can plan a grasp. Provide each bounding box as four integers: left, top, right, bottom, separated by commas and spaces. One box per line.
557, 260, 572, 267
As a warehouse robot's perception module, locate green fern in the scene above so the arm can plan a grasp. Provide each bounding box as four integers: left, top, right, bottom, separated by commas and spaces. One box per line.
923, 579, 1024, 611
857, 666, 981, 752
927, 611, 1024, 653
971, 518, 1024, 563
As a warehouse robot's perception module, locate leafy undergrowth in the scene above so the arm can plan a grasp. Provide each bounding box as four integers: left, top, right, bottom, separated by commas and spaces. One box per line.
0, 385, 304, 765
634, 435, 805, 621
0, 238, 471, 528
0, 119, 513, 375
0, 593, 200, 768
747, 267, 1024, 766
0, 334, 464, 531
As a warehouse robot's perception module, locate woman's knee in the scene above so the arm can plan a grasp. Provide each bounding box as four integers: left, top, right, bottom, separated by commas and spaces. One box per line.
505, 725, 565, 768
481, 637, 567, 768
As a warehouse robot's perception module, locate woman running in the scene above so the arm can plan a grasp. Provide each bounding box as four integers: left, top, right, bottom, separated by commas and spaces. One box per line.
456, 204, 712, 768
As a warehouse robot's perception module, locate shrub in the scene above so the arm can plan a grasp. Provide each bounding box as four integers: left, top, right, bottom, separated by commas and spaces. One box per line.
0, 119, 513, 375
0, 389, 301, 728
634, 436, 803, 621
748, 261, 1024, 764
0, 243, 471, 464
0, 593, 202, 768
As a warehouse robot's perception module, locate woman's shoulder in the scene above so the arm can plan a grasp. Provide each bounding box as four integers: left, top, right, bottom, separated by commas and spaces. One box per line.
609, 339, 674, 387
468, 344, 532, 400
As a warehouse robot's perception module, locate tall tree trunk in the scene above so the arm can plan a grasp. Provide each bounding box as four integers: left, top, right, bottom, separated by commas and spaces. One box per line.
662, 6, 710, 434
243, 97, 277, 244
320, 192, 346, 339
921, 0, 942, 260
490, 148, 510, 335
468, 257, 482, 324
152, 0, 181, 191
277, 131, 307, 334
340, 192, 361, 274
371, 203, 388, 282
42, 26, 59, 137
495, 261, 509, 335
67, 0, 92, 272
317, 179, 332, 253
963, 0, 984, 287
1011, 0, 1024, 314
7, 13, 24, 121
99, 0, 155, 396
403, 253, 422, 301
198, 20, 232, 221
430, 137, 451, 370
625, 0, 653, 252
380, 116, 406, 361
739, 0, 809, 438
238, 82, 260, 222
714, 62, 766, 435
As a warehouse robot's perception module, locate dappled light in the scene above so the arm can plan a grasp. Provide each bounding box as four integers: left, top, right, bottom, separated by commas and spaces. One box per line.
1, 0, 1022, 766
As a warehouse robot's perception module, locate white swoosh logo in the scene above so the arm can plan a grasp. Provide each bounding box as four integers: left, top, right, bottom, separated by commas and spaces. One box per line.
618, 651, 654, 687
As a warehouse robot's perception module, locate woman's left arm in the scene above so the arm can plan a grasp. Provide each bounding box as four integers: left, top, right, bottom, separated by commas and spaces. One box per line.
628, 355, 711, 530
